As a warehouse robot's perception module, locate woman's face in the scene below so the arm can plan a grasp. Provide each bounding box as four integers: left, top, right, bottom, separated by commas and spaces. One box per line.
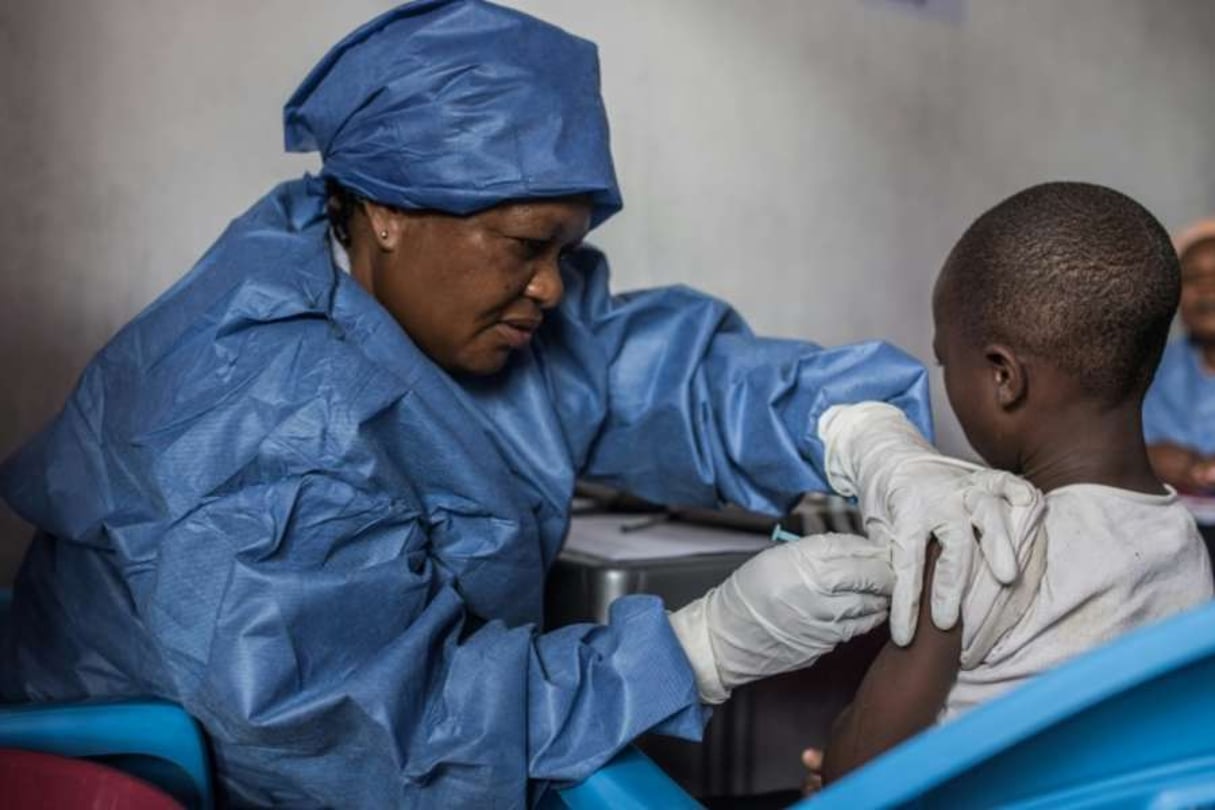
360, 198, 591, 376
1180, 239, 1215, 343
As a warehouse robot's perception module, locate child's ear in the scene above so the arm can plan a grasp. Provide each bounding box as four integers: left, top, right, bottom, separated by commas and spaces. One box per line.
984, 344, 1027, 410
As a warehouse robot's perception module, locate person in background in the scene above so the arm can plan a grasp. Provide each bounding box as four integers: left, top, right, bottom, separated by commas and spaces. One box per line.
818, 183, 1212, 783
0, 2, 1033, 806
1144, 217, 1215, 492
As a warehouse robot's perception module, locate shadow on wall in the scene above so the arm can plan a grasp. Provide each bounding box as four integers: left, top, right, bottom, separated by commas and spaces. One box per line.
0, 1, 108, 585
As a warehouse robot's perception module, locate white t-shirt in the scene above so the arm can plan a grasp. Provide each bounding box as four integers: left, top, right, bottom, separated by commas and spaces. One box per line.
943, 484, 1213, 720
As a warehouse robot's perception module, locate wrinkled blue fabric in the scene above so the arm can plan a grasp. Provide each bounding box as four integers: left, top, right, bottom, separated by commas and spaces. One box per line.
1143, 338, 1215, 455
284, 0, 622, 226
1, 177, 929, 807
1, 0, 932, 805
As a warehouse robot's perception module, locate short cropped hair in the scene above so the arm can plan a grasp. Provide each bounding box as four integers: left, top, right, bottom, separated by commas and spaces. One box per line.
940, 182, 1180, 404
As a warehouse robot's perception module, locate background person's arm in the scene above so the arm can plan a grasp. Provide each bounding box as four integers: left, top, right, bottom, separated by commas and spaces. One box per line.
822, 544, 961, 783
1141, 358, 1215, 492
1147, 442, 1215, 492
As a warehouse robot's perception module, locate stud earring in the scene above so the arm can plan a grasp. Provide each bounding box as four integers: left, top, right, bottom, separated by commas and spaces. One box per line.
379, 230, 388, 239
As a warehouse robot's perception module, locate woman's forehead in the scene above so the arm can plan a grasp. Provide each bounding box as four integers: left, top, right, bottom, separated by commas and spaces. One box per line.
480, 198, 592, 237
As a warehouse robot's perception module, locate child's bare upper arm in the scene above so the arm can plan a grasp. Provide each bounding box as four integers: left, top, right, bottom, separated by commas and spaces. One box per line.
822, 543, 962, 783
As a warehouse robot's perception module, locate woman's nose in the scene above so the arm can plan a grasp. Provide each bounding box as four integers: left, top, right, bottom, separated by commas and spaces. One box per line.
525, 258, 565, 309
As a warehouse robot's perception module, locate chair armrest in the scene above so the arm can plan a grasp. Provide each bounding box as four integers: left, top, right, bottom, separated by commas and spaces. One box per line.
555, 745, 703, 809
0, 699, 212, 809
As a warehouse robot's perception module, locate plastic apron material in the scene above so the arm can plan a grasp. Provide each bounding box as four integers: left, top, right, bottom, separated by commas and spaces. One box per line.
1143, 338, 1215, 455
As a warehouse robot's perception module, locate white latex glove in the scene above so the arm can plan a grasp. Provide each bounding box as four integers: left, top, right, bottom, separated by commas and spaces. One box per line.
819, 402, 1039, 646
668, 533, 893, 705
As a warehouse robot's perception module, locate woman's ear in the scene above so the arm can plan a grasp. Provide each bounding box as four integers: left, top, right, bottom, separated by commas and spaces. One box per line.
984, 344, 1027, 410
360, 201, 408, 252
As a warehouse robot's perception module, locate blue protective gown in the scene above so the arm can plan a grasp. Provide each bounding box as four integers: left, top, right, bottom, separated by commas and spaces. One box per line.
5, 1, 932, 804
0, 177, 930, 807
1143, 338, 1215, 456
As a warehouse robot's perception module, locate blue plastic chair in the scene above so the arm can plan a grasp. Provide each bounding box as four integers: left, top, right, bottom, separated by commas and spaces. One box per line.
801, 600, 1215, 809
0, 589, 214, 808
548, 745, 704, 809
0, 699, 689, 810
0, 700, 214, 808
1, 584, 690, 809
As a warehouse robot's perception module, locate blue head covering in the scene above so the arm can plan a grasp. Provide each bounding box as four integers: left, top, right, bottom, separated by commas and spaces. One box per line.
284, 0, 622, 227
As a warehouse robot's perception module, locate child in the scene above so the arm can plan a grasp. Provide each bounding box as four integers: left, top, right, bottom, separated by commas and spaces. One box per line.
820, 182, 1214, 782
1143, 217, 1215, 492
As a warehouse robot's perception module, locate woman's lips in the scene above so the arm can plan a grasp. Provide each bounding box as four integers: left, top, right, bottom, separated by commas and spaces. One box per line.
495, 319, 541, 349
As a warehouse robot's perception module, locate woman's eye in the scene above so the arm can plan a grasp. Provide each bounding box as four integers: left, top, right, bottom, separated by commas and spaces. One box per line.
513, 237, 549, 259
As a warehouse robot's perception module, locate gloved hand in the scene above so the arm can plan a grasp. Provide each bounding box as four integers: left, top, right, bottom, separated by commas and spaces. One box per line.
818, 402, 1039, 646
668, 533, 893, 705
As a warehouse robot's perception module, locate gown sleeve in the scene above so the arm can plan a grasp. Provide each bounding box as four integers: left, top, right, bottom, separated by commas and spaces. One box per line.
554, 247, 933, 514
138, 479, 704, 805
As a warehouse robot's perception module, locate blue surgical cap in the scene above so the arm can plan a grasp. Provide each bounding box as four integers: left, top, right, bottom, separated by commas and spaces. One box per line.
284, 0, 623, 227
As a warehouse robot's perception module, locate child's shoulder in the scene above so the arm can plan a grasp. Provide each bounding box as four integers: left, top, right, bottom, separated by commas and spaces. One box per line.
1045, 484, 1187, 536
1045, 483, 1181, 512
1041, 484, 1208, 587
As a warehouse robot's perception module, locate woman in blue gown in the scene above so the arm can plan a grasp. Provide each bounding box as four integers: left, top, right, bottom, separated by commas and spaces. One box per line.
0, 2, 1027, 805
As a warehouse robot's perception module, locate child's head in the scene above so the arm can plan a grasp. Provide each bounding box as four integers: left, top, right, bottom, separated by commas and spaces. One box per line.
932, 182, 1179, 471
1175, 219, 1215, 343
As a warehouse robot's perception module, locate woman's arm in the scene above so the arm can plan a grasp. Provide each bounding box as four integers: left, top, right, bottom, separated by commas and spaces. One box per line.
136, 477, 705, 806
553, 247, 932, 515
822, 544, 961, 783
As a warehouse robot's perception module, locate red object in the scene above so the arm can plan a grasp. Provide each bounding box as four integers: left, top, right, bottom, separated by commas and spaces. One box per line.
0, 748, 183, 810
